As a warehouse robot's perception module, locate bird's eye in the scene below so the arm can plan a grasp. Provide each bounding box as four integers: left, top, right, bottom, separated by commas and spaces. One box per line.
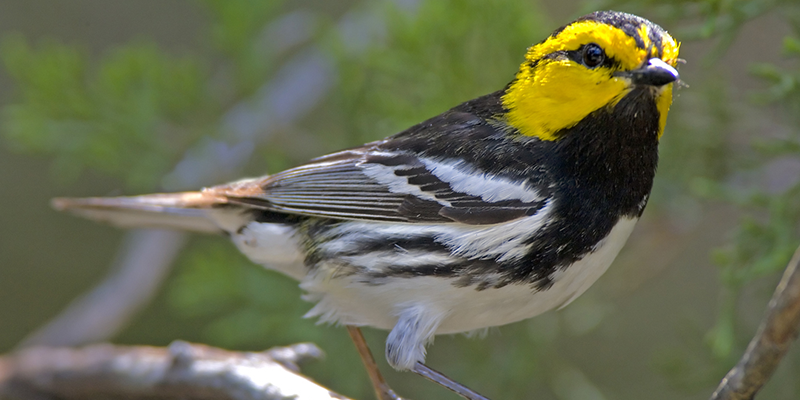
582, 43, 605, 68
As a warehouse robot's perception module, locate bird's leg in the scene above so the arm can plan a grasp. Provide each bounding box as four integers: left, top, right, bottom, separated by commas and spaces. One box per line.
346, 326, 404, 400
411, 362, 490, 400
383, 307, 489, 399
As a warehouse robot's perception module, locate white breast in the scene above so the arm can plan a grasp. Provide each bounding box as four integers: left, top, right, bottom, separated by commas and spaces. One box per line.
228, 219, 307, 281
301, 217, 639, 334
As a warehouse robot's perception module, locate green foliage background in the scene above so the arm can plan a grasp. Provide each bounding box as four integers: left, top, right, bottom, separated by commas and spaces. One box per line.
1, 0, 799, 399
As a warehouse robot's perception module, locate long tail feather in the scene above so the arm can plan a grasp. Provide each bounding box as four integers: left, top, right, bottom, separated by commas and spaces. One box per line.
51, 192, 227, 233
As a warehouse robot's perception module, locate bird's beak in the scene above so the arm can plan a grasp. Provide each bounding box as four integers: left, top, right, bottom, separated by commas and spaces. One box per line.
616, 58, 680, 87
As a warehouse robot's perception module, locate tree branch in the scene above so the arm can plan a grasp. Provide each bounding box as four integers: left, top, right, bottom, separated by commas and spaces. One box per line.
0, 341, 351, 400
710, 244, 800, 400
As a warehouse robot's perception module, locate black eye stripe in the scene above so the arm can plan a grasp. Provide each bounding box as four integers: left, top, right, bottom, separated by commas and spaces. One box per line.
535, 45, 620, 70
563, 44, 618, 69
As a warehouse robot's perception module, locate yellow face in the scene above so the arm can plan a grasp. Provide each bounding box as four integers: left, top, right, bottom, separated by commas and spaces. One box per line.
502, 13, 680, 141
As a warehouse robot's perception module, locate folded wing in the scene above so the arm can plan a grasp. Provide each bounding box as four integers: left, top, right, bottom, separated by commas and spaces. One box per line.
220, 147, 547, 225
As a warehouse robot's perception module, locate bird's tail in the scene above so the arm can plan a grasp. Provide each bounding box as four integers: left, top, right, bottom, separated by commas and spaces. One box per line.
51, 191, 228, 233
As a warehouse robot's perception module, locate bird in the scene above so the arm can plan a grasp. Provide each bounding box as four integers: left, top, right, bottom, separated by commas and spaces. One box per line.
53, 10, 681, 400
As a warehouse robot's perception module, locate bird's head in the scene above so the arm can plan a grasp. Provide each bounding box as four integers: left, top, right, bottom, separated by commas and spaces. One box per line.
502, 11, 681, 141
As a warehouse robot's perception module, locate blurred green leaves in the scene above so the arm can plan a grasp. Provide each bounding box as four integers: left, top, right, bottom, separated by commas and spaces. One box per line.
709, 12, 800, 359
169, 239, 312, 347
202, 0, 288, 93
0, 0, 300, 191
1, 37, 209, 190
4, 0, 800, 398
331, 0, 547, 144
601, 0, 800, 394
750, 35, 800, 115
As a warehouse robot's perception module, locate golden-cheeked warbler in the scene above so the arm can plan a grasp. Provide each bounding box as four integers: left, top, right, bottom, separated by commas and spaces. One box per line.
54, 10, 681, 400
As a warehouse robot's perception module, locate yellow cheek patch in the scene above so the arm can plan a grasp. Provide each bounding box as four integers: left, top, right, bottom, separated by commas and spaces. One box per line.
503, 58, 628, 141
502, 20, 680, 141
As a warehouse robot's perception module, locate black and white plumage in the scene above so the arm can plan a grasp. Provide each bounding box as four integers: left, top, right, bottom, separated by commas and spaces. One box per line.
55, 88, 657, 370
54, 10, 681, 399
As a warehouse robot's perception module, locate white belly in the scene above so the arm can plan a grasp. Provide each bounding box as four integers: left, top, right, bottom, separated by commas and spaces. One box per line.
300, 217, 638, 334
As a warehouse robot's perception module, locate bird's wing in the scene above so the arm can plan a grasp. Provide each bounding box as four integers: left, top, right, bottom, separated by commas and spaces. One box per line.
215, 146, 547, 225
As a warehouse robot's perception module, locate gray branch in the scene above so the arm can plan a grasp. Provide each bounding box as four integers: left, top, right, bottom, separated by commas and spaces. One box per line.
0, 341, 351, 400
710, 244, 800, 400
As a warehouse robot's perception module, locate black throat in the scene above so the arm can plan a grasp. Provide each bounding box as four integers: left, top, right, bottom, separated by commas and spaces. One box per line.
504, 87, 661, 289
548, 86, 660, 218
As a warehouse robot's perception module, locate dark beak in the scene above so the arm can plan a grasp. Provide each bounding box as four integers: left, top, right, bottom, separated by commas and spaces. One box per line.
618, 58, 680, 87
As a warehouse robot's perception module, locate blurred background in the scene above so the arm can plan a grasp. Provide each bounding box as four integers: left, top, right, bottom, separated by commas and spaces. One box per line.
1, 0, 799, 399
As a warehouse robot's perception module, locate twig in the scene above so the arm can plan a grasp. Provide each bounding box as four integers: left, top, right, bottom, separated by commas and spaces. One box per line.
710, 244, 800, 400
0, 341, 350, 400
